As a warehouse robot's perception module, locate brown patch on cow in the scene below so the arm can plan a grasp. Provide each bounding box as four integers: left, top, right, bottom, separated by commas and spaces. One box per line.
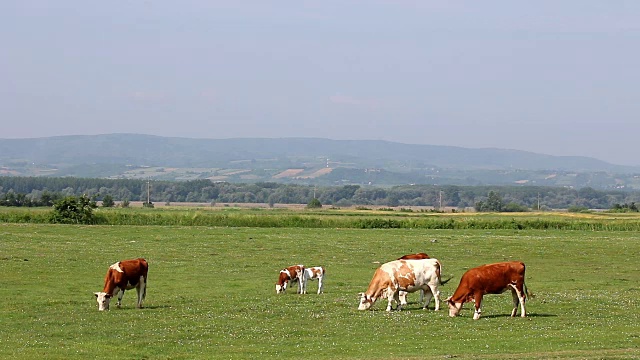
395, 262, 417, 289
309, 267, 324, 278
276, 271, 290, 286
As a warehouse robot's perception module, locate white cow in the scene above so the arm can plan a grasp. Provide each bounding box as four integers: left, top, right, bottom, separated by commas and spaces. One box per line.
300, 266, 325, 294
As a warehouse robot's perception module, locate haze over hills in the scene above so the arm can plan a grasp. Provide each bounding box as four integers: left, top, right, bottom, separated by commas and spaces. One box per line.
1, 134, 639, 189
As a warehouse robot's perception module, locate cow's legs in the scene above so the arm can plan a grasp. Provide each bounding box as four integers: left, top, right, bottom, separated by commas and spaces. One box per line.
419, 289, 425, 304
398, 291, 408, 307
508, 283, 526, 317
114, 288, 124, 307
386, 295, 394, 311
136, 276, 146, 308
510, 288, 519, 317
296, 270, 305, 294
421, 288, 433, 310
387, 291, 402, 311
424, 284, 440, 311
473, 292, 483, 320
317, 277, 324, 294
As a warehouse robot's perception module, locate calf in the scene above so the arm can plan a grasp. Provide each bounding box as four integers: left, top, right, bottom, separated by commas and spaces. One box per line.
446, 261, 529, 320
275, 264, 305, 294
94, 258, 148, 311
358, 258, 442, 311
397, 253, 430, 304
301, 266, 326, 294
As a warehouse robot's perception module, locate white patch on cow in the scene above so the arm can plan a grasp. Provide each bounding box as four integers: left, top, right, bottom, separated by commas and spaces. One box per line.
109, 262, 123, 273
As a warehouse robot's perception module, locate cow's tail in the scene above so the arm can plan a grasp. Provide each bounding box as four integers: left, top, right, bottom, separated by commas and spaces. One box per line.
524, 281, 534, 299
143, 274, 148, 301
522, 262, 534, 299
434, 259, 452, 286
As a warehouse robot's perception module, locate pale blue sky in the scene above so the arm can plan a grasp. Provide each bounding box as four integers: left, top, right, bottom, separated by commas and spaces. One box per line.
2, 1, 639, 165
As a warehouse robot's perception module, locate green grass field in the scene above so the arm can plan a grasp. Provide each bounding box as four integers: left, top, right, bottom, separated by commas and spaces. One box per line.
1, 222, 639, 359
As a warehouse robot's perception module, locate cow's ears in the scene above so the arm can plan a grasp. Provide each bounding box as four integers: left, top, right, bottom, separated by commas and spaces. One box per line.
94, 292, 99, 298
105, 294, 112, 298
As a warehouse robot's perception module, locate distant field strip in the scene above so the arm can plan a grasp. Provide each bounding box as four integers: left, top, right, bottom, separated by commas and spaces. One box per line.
2, 207, 640, 231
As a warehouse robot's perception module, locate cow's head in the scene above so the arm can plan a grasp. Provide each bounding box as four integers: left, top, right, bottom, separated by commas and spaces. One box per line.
358, 293, 375, 310
276, 271, 290, 294
94, 292, 112, 311
275, 282, 288, 294
446, 296, 463, 317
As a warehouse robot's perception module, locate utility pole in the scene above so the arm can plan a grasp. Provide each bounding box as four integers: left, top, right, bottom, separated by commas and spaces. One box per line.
537, 192, 540, 211
439, 191, 443, 210
147, 177, 151, 205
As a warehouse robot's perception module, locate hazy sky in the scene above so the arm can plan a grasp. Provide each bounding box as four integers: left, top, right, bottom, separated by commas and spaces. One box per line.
2, 1, 639, 166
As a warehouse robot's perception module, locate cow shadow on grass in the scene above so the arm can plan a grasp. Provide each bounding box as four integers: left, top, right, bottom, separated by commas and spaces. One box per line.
113, 305, 172, 310
478, 313, 557, 319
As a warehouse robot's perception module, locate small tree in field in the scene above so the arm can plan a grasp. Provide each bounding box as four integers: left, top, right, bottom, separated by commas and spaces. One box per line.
102, 194, 115, 208
49, 195, 97, 224
307, 198, 322, 209
142, 201, 154, 208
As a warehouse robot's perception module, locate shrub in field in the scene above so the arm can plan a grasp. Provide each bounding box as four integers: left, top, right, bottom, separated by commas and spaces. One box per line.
101, 194, 115, 208
49, 195, 97, 224
502, 202, 530, 212
609, 202, 639, 212
306, 198, 322, 209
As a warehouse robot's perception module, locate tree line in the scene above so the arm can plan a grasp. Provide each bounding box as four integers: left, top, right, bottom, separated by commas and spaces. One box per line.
1, 176, 640, 210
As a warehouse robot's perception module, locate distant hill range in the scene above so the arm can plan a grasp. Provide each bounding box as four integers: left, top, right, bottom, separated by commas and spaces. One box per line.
1, 134, 639, 189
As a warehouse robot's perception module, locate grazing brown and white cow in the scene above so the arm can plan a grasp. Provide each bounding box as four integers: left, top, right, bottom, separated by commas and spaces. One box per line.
397, 253, 430, 304
446, 261, 529, 320
301, 266, 326, 294
94, 258, 148, 311
275, 264, 305, 294
358, 258, 442, 311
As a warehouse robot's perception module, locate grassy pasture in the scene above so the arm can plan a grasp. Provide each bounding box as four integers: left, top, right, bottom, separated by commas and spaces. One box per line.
1, 222, 639, 359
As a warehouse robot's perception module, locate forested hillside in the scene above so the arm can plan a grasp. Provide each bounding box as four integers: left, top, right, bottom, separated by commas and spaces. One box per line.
2, 134, 639, 188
